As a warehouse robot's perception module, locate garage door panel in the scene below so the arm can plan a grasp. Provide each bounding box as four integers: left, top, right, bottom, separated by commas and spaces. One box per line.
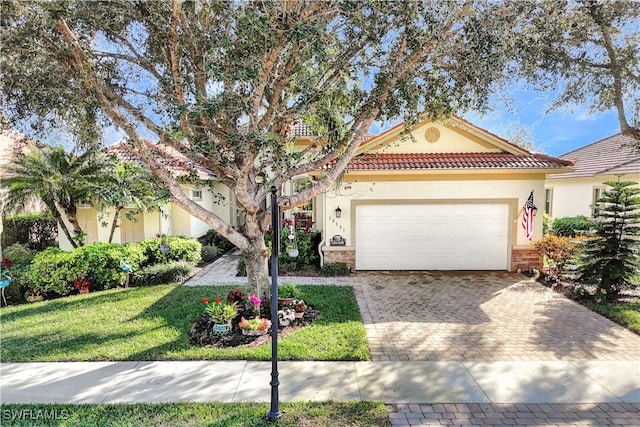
355, 204, 509, 270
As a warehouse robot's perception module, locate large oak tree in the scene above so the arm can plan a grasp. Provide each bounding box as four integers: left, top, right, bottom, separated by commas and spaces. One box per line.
0, 0, 565, 296
512, 0, 640, 142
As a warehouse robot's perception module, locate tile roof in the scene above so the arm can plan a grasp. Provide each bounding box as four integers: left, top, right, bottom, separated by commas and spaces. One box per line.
291, 122, 374, 141
550, 133, 640, 179
341, 152, 572, 171
108, 141, 217, 180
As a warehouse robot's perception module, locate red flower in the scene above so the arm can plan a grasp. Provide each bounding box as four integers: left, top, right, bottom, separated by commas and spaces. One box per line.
202, 297, 209, 304
73, 278, 90, 290
1, 258, 12, 269
215, 297, 222, 303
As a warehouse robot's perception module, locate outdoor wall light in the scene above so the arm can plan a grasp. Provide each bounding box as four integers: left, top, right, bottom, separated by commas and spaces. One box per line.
533, 205, 539, 216
335, 206, 342, 218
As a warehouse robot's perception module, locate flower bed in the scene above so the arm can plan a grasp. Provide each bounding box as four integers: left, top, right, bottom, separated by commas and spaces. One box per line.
188, 301, 321, 348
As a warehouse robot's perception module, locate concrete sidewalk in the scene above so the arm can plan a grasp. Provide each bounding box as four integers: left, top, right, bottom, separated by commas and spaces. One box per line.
1, 360, 638, 405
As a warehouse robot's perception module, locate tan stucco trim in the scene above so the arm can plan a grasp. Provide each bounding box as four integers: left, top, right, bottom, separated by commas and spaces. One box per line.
512, 244, 537, 250
312, 170, 570, 181
339, 172, 548, 181
349, 198, 519, 270
322, 245, 356, 251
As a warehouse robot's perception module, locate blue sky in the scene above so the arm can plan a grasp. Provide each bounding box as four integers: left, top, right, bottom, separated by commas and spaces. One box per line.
95, 79, 622, 158
369, 86, 621, 158
80, 86, 623, 159
464, 88, 621, 157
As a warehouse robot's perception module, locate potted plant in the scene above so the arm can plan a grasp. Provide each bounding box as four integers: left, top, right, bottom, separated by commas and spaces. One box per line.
238, 316, 271, 336
293, 299, 307, 318
277, 308, 295, 326
202, 297, 238, 335
277, 282, 302, 306
74, 278, 90, 294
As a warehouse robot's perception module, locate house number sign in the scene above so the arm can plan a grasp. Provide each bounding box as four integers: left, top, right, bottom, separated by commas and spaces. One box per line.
330, 235, 346, 246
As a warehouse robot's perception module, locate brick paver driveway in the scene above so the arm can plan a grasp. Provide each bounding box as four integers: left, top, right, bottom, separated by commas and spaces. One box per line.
350, 271, 640, 362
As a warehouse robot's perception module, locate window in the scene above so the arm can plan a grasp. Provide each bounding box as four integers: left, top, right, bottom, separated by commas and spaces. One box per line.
77, 198, 93, 208
544, 188, 553, 216
592, 186, 605, 218
292, 178, 314, 232
191, 189, 202, 201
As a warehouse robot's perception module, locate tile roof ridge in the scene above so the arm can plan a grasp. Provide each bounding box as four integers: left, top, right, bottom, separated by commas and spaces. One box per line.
532, 152, 573, 167
598, 154, 640, 175
558, 133, 623, 157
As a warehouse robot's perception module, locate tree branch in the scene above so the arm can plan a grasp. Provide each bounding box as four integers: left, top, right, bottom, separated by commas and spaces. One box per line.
169, 0, 188, 133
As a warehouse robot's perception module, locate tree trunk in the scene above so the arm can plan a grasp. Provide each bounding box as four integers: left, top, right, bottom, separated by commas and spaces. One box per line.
51, 205, 78, 249
243, 236, 270, 300
108, 206, 123, 243
62, 203, 85, 246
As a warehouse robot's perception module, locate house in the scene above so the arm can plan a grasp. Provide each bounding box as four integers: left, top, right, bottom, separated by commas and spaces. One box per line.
546, 134, 640, 219
57, 141, 238, 250
59, 116, 571, 272
298, 116, 572, 272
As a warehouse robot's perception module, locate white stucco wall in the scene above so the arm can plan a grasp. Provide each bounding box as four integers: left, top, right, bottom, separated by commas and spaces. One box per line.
547, 173, 640, 219
321, 174, 546, 249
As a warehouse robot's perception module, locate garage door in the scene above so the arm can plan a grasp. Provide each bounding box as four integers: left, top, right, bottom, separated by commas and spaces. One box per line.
355, 203, 509, 270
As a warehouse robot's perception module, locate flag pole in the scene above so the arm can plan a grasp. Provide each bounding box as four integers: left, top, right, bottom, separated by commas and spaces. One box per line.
515, 190, 535, 219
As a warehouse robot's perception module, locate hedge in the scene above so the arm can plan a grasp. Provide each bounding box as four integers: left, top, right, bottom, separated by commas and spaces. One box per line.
551, 215, 592, 237
28, 236, 201, 297
2, 212, 57, 250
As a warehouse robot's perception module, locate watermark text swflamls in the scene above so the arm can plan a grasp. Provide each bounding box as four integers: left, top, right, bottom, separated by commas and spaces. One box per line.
2, 408, 70, 421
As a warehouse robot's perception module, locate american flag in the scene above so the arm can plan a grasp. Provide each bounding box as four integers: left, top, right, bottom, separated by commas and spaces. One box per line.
522, 191, 535, 240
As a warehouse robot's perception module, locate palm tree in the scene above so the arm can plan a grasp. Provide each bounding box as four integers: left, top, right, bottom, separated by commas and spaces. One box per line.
2, 145, 111, 248
91, 160, 169, 243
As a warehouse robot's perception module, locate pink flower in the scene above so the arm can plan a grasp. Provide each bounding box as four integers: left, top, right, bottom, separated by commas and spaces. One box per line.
249, 295, 261, 307
202, 297, 209, 304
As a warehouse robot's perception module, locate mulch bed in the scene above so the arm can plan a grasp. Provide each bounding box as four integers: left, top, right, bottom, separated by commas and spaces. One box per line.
188, 302, 321, 348
534, 270, 640, 304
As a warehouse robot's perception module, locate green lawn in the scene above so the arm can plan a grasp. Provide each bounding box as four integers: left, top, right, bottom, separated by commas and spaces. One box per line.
0, 402, 390, 427
587, 300, 640, 334
0, 285, 369, 362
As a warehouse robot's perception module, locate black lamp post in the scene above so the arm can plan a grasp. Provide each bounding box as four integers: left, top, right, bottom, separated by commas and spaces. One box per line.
267, 186, 282, 422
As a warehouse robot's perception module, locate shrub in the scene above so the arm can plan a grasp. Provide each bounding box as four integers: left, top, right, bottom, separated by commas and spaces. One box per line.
2, 212, 57, 250
542, 212, 552, 235
130, 261, 192, 286
266, 229, 321, 272
1, 244, 35, 304
237, 257, 246, 276
227, 288, 246, 304
551, 215, 591, 237
321, 262, 351, 276
200, 245, 220, 262
28, 243, 145, 296
28, 247, 77, 296
198, 229, 235, 253
137, 236, 202, 266
534, 235, 578, 279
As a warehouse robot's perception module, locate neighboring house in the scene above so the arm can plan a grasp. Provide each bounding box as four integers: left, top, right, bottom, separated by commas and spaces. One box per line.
0, 130, 47, 214
297, 116, 571, 272
546, 134, 640, 220
57, 142, 238, 250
